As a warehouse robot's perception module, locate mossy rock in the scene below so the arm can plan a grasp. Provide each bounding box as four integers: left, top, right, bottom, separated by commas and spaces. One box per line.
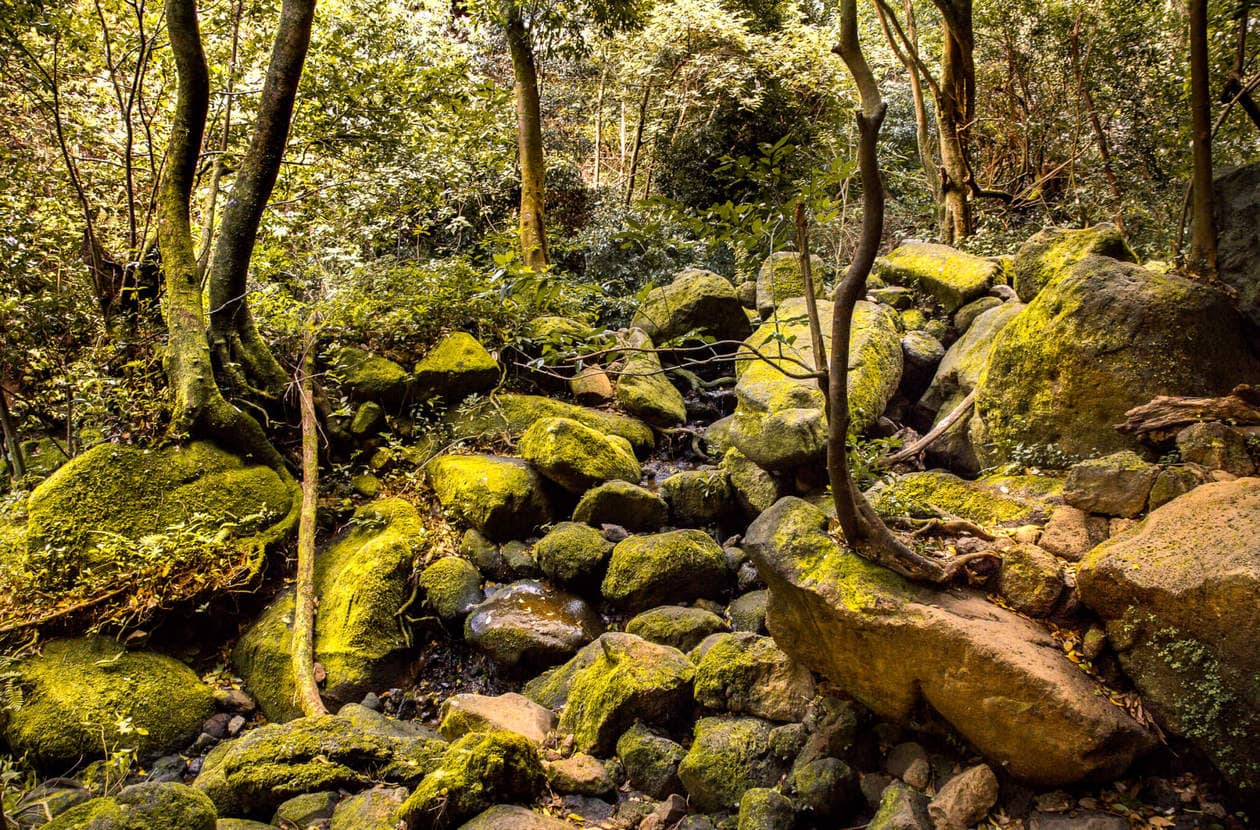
677, 716, 790, 813
457, 805, 572, 829
572, 480, 668, 532
1063, 451, 1159, 518
272, 792, 339, 827
334, 346, 410, 405
632, 268, 751, 343
21, 441, 296, 596
426, 454, 552, 541
692, 632, 815, 722
954, 296, 1004, 332
518, 417, 641, 494
412, 332, 500, 401
996, 543, 1065, 618
602, 529, 730, 612
971, 257, 1260, 466
394, 730, 546, 830
614, 329, 688, 427
660, 469, 734, 526
217, 821, 278, 830
616, 722, 686, 799
626, 605, 730, 652
4, 637, 215, 769
868, 471, 1047, 526
44, 783, 216, 830
737, 787, 795, 830
756, 251, 827, 317
520, 638, 606, 711
418, 556, 483, 623
722, 448, 785, 517
1011, 223, 1136, 302
233, 498, 421, 722
874, 243, 999, 312
330, 787, 407, 830
533, 522, 613, 589
464, 580, 603, 671
447, 393, 654, 456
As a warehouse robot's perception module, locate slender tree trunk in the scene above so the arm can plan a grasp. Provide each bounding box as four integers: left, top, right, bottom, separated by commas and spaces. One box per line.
292, 329, 326, 718
593, 60, 606, 187
794, 203, 829, 404
1188, 0, 1218, 277
0, 388, 24, 479
197, 0, 243, 279
903, 1, 940, 208
1070, 13, 1124, 231
208, 0, 316, 396
506, 6, 548, 269
933, 0, 976, 243
624, 81, 652, 206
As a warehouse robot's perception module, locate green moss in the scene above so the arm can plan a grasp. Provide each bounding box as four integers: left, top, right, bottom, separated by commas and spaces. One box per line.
447, 393, 654, 456
660, 469, 733, 525
412, 332, 500, 400
632, 268, 750, 343
756, 251, 827, 315
426, 454, 552, 541
45, 783, 217, 830
874, 243, 999, 312
533, 522, 612, 588
418, 555, 482, 622
676, 716, 785, 812
602, 529, 729, 612
626, 606, 729, 652
976, 472, 1065, 500
614, 329, 688, 427
871, 471, 1043, 526
1011, 223, 1136, 302
615, 722, 685, 799
571, 480, 668, 531
518, 417, 641, 494
334, 346, 410, 404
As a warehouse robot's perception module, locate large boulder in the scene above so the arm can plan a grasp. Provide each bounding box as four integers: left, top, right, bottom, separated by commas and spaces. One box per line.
1010, 224, 1136, 302
677, 716, 792, 812
426, 455, 552, 541
970, 257, 1260, 466
756, 251, 827, 317
1212, 162, 1260, 327
464, 580, 603, 671
744, 498, 1154, 786
1077, 478, 1260, 794
3, 637, 214, 769
692, 632, 815, 722
730, 298, 901, 472
614, 329, 688, 427
602, 529, 730, 612
412, 332, 500, 400
571, 480, 668, 532
626, 605, 729, 653
446, 393, 654, 456
518, 417, 641, 494
632, 268, 752, 343
234, 499, 421, 721
532, 522, 613, 589
874, 243, 1000, 312
869, 470, 1054, 526
43, 783, 216, 830
334, 346, 410, 405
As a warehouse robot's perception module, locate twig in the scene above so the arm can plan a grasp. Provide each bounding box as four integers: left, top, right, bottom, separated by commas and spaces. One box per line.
880, 389, 976, 465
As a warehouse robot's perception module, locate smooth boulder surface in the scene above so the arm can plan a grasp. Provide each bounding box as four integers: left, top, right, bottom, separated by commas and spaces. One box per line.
602, 529, 730, 612
1077, 477, 1260, 793
438, 693, 555, 745
744, 498, 1153, 786
571, 480, 668, 531
1063, 451, 1160, 518
464, 580, 603, 671
518, 416, 641, 493
875, 242, 1000, 312
1010, 223, 1135, 302
426, 454, 552, 541
632, 268, 752, 343
626, 605, 729, 652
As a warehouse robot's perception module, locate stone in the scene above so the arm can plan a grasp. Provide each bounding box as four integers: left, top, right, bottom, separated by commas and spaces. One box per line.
439, 693, 556, 745
900, 331, 946, 400
1214, 161, 1260, 327
1176, 422, 1255, 476
1027, 811, 1130, 830
737, 788, 795, 830
570, 366, 614, 405
572, 480, 668, 532
744, 498, 1154, 786
868, 782, 930, 830
639, 795, 689, 830
519, 416, 641, 494
869, 471, 1049, 526
1010, 223, 1136, 302
334, 346, 410, 405
677, 716, 791, 812
614, 328, 688, 427
875, 243, 1000, 312
272, 791, 338, 827
351, 400, 386, 437
330, 787, 407, 830
627, 605, 726, 652
633, 268, 752, 343
616, 722, 686, 799
233, 499, 421, 722
727, 590, 768, 633
426, 454, 552, 541
7, 780, 91, 826
1146, 465, 1208, 511
996, 543, 1065, 618
737, 279, 758, 309
4, 637, 214, 769
545, 754, 614, 797
464, 580, 603, 671
692, 632, 815, 722
871, 285, 916, 309
217, 822, 277, 830
457, 805, 571, 829
791, 756, 858, 818
756, 250, 826, 317
43, 783, 217, 830
412, 332, 499, 400
927, 764, 998, 830
419, 556, 483, 623
602, 529, 730, 612
660, 469, 734, 525
533, 522, 613, 589
395, 730, 546, 830
556, 633, 695, 754
971, 257, 1260, 466
1063, 451, 1159, 518
953, 296, 1003, 333
1077, 477, 1260, 794
723, 448, 785, 517
1038, 506, 1110, 562
885, 742, 931, 790
448, 393, 654, 456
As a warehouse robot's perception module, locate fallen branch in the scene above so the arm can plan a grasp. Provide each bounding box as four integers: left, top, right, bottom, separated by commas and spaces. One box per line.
1114, 384, 1260, 437
291, 321, 327, 717
880, 389, 976, 465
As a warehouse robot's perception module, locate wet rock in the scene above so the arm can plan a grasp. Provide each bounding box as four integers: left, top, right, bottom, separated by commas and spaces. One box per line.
602, 529, 730, 612
533, 522, 613, 590
545, 754, 614, 797
928, 765, 999, 830
7, 780, 90, 826
627, 605, 730, 652
438, 692, 555, 745
412, 332, 499, 401
756, 251, 826, 317
633, 268, 752, 343
737, 788, 795, 830
996, 543, 1065, 618
677, 716, 792, 812
1038, 506, 1110, 562
427, 454, 552, 541
1176, 422, 1255, 476
464, 581, 603, 671
330, 787, 407, 830
692, 632, 815, 722
418, 556, 483, 623
875, 243, 1000, 312
1063, 451, 1159, 518
617, 722, 686, 799
519, 416, 640, 494
1010, 223, 1135, 303
572, 480, 669, 532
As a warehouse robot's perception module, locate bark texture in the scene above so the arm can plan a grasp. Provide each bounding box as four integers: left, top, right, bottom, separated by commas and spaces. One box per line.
507, 6, 549, 269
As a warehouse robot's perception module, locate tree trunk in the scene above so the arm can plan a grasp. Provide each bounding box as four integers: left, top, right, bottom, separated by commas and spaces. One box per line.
593, 59, 606, 187
933, 0, 975, 243
903, 0, 941, 209
1070, 12, 1125, 231
624, 81, 652, 206
292, 330, 327, 718
507, 7, 548, 269
208, 0, 316, 396
0, 387, 24, 479
1188, 0, 1218, 277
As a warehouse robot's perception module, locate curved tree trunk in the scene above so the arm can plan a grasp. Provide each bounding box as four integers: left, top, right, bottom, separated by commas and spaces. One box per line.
1188, 0, 1218, 277
934, 0, 976, 243
507, 6, 548, 270
208, 0, 317, 396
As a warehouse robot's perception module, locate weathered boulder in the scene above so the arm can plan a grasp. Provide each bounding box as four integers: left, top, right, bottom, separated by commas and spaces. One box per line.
660, 469, 734, 526
928, 764, 999, 830
677, 716, 792, 812
330, 787, 407, 830
790, 756, 859, 818
464, 580, 603, 671
745, 498, 1154, 786
996, 543, 1065, 617
1176, 421, 1255, 476
723, 447, 785, 517
692, 632, 815, 722
418, 555, 483, 623
1063, 451, 1160, 518
869, 471, 1051, 526
1212, 162, 1260, 327
447, 393, 654, 456
518, 417, 640, 494
868, 782, 930, 830
875, 243, 1000, 312
1077, 477, 1260, 794
533, 522, 613, 589
616, 722, 687, 798
627, 605, 730, 652
632, 268, 752, 343
738, 788, 796, 830
1038, 506, 1110, 562
970, 257, 1260, 466
953, 296, 1003, 333
757, 251, 826, 317
1011, 224, 1136, 303
457, 805, 571, 830
235, 498, 420, 721
730, 298, 901, 471
900, 331, 946, 400
412, 332, 500, 400
728, 590, 769, 633
602, 529, 730, 612
544, 753, 614, 797
439, 693, 555, 745
272, 792, 338, 827
572, 480, 668, 531
4, 637, 214, 769
426, 454, 552, 541
614, 329, 688, 427
44, 783, 216, 830
334, 346, 409, 405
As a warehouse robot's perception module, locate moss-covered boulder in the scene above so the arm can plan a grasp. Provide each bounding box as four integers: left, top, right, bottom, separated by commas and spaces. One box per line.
439, 693, 555, 745
330, 787, 407, 830
572, 480, 668, 531
412, 332, 500, 400
722, 448, 785, 517
971, 257, 1260, 466
995, 543, 1065, 618
533, 522, 613, 589
730, 298, 901, 471
3, 637, 214, 769
953, 296, 1003, 332
756, 251, 826, 317
1176, 421, 1256, 476
518, 417, 641, 494
868, 781, 930, 830
744, 498, 1154, 786
394, 730, 546, 830
233, 498, 421, 722
334, 346, 410, 405
738, 787, 796, 830
1077, 477, 1260, 794
44, 783, 216, 830
1063, 451, 1159, 518
614, 329, 688, 427
602, 529, 730, 612
427, 454, 552, 541
447, 394, 654, 456
464, 580, 603, 671
632, 268, 751, 343
868, 471, 1050, 526
660, 469, 734, 526
692, 632, 815, 722
555, 633, 695, 754
20, 441, 295, 597
626, 605, 729, 652
677, 716, 792, 812
1011, 223, 1136, 302
874, 243, 1000, 312
616, 722, 686, 799
418, 556, 483, 623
